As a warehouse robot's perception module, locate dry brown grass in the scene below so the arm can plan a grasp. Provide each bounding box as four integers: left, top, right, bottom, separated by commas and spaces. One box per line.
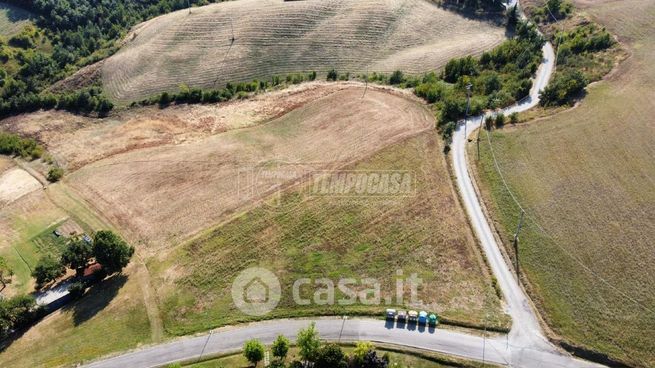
101, 0, 506, 103
65, 85, 434, 251
470, 0, 655, 365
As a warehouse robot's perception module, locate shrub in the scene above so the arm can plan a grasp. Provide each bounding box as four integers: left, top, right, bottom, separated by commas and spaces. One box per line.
389, 70, 404, 85
272, 334, 290, 360
47, 166, 64, 182
539, 70, 588, 106
327, 69, 338, 81
243, 339, 265, 366
315, 344, 347, 368
495, 113, 506, 128
509, 112, 519, 124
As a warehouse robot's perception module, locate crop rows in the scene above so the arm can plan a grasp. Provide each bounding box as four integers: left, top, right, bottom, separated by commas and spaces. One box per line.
102, 0, 505, 103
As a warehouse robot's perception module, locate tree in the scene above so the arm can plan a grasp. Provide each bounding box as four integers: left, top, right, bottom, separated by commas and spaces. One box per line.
93, 230, 135, 274
32, 256, 65, 288
61, 238, 93, 276
389, 70, 404, 85
0, 256, 13, 291
509, 112, 519, 124
507, 5, 518, 31
47, 166, 64, 182
362, 350, 389, 368
352, 341, 375, 365
327, 69, 338, 81
271, 334, 290, 361
485, 115, 495, 130
495, 113, 506, 128
243, 339, 265, 367
297, 322, 321, 363
315, 344, 347, 368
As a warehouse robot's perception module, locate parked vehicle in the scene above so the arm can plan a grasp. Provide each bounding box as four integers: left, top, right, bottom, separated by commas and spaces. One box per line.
418, 310, 428, 325
397, 310, 407, 322
386, 309, 397, 320
428, 313, 438, 327
408, 310, 418, 322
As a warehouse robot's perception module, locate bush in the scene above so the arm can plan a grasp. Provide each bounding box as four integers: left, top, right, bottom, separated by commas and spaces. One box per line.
47, 166, 64, 182
0, 132, 43, 159
389, 70, 404, 85
509, 112, 519, 124
315, 344, 347, 368
495, 113, 506, 128
243, 339, 265, 366
327, 69, 338, 81
539, 70, 588, 106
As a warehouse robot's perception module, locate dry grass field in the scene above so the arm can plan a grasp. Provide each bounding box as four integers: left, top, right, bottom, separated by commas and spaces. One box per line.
65, 85, 435, 251
151, 130, 508, 336
101, 0, 506, 103
1, 82, 378, 170
470, 0, 655, 365
0, 2, 32, 37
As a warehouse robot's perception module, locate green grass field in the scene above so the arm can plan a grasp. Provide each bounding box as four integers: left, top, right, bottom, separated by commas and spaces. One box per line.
469, 0, 655, 365
152, 132, 509, 336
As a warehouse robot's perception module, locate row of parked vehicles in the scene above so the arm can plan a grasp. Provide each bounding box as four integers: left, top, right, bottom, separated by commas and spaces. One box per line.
386, 308, 438, 327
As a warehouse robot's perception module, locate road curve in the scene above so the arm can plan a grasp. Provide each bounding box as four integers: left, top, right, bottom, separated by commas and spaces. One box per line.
83, 4, 602, 368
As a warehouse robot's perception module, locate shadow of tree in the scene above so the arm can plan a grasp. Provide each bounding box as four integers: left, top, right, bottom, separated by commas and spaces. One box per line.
0, 3, 33, 23
64, 274, 128, 326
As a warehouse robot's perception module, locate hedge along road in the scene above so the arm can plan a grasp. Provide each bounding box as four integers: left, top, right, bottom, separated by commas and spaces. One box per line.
83, 2, 603, 368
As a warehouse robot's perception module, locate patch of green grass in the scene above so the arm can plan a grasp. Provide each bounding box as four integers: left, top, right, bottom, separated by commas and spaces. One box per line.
154, 132, 509, 336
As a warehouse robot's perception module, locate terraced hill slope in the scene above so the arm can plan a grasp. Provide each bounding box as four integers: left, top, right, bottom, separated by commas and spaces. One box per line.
102, 0, 506, 103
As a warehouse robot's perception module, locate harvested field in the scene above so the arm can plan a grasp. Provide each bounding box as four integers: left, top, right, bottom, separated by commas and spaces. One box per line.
102, 0, 506, 103
2, 82, 374, 170
470, 0, 655, 365
0, 2, 32, 37
152, 130, 508, 336
66, 85, 434, 250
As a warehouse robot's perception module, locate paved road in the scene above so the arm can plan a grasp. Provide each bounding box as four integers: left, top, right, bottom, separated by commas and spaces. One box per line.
83, 3, 602, 368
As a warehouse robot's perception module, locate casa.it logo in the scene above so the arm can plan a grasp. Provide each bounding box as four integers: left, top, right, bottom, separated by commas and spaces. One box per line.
231, 267, 282, 316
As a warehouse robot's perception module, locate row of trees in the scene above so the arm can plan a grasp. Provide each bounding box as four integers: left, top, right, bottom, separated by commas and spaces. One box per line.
142, 71, 318, 108
242, 323, 388, 368
32, 230, 134, 289
0, 85, 114, 119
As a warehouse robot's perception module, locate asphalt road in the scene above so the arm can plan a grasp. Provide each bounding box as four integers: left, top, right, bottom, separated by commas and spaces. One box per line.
83, 3, 603, 368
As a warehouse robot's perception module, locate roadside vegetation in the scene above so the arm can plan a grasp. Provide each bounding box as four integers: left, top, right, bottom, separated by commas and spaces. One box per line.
177, 326, 495, 368
470, 0, 655, 365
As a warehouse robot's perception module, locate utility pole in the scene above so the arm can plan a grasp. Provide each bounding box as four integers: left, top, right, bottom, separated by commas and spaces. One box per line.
477, 113, 485, 160
513, 210, 525, 282
187, 0, 191, 14
464, 83, 472, 141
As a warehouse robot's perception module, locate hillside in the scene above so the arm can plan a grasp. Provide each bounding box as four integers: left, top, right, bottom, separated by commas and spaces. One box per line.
470, 0, 655, 365
0, 2, 32, 37
101, 0, 506, 103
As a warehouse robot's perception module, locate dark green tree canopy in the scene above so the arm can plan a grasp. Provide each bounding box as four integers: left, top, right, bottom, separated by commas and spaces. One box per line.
92, 230, 135, 274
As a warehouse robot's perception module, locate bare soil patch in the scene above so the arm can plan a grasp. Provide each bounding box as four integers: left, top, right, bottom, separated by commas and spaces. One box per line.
0, 167, 41, 204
